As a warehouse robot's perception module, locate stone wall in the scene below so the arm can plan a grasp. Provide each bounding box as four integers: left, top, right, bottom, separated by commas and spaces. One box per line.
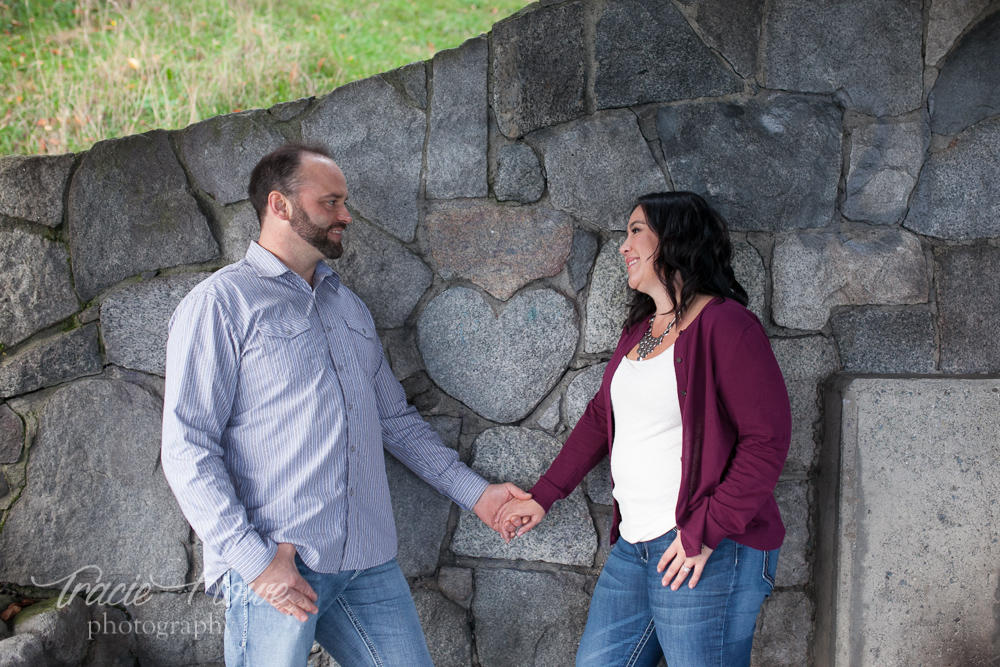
0, 0, 998, 665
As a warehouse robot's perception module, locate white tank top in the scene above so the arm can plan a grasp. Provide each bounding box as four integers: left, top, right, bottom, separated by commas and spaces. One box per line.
609, 346, 683, 543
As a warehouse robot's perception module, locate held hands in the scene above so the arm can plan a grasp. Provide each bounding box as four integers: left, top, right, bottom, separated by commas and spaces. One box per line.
248, 543, 319, 622
494, 498, 546, 543
657, 531, 713, 590
473, 482, 533, 539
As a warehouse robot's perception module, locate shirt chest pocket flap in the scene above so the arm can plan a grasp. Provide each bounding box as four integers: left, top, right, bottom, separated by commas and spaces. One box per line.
256, 317, 318, 366
343, 317, 381, 374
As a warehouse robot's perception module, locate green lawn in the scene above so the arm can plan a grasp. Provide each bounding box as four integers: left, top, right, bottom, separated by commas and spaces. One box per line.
0, 0, 532, 156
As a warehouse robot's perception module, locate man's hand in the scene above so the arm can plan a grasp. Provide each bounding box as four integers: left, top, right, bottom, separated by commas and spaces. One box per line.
473, 483, 532, 541
496, 498, 546, 543
248, 543, 319, 622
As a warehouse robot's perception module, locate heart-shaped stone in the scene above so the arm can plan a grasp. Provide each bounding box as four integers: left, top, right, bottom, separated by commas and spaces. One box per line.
417, 287, 578, 423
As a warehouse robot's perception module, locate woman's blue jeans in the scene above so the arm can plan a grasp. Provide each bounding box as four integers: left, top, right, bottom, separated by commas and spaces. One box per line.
576, 529, 778, 667
222, 556, 433, 667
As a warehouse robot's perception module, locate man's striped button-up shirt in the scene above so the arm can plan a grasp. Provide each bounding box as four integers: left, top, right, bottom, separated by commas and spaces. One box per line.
161, 241, 488, 595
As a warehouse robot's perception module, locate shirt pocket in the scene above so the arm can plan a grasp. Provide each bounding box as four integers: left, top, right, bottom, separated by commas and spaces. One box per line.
343, 317, 382, 376
256, 317, 321, 375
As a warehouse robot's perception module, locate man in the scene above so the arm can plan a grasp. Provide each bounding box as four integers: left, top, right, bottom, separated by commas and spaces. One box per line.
161, 143, 529, 666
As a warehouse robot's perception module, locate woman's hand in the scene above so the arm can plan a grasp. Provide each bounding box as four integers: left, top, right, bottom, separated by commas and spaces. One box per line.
493, 498, 546, 543
657, 531, 713, 590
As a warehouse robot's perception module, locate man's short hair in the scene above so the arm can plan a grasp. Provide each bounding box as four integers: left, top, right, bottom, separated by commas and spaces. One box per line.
247, 143, 334, 225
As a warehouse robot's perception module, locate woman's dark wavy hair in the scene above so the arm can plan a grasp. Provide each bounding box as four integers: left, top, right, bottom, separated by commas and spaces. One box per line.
624, 191, 748, 330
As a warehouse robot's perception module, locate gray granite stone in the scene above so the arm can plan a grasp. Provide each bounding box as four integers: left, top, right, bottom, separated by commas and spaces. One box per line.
818, 378, 1000, 666
268, 96, 311, 122
536, 109, 668, 230
0, 325, 102, 400
763, 0, 923, 116
494, 143, 544, 204
566, 229, 599, 293
0, 377, 190, 588
329, 218, 432, 328
565, 363, 607, 430
905, 116, 1000, 240
843, 121, 928, 225
380, 327, 423, 382
386, 453, 452, 578
773, 480, 809, 587
658, 94, 842, 232
412, 589, 471, 667
925, 0, 991, 66
451, 427, 597, 566
216, 200, 259, 264
770, 336, 839, 473
0, 154, 74, 227
180, 110, 287, 205
831, 307, 936, 373
102, 274, 211, 377
302, 76, 425, 242
12, 596, 89, 667
427, 37, 488, 199
0, 225, 79, 348
418, 288, 578, 423
535, 399, 561, 433
472, 568, 590, 667
425, 201, 573, 300
585, 459, 613, 507
595, 0, 741, 109
0, 633, 45, 666
126, 593, 225, 666
771, 228, 928, 331
678, 0, 763, 78
492, 2, 586, 138
936, 245, 1000, 373
750, 591, 813, 667
427, 415, 462, 450
732, 238, 766, 323
84, 605, 137, 667
437, 567, 473, 607
384, 61, 428, 109
68, 130, 219, 301
0, 403, 22, 464
585, 236, 629, 354
929, 10, 1000, 136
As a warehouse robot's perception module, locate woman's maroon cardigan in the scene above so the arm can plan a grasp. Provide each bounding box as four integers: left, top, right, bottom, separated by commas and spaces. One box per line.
529, 298, 792, 558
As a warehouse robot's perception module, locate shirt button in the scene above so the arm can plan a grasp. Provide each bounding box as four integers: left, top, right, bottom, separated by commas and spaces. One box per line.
680, 390, 687, 396
350, 446, 356, 452
676, 357, 682, 363
349, 488, 355, 496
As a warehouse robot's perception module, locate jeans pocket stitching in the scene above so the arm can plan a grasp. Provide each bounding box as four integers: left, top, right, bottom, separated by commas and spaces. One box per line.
761, 550, 775, 589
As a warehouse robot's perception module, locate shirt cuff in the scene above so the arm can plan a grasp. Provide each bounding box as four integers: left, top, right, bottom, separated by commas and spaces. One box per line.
225, 532, 278, 585
449, 467, 491, 512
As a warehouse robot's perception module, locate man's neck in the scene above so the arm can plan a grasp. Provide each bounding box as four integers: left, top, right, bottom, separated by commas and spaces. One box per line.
257, 234, 319, 287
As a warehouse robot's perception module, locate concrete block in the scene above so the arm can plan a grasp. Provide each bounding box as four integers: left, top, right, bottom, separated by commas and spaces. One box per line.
817, 377, 1000, 666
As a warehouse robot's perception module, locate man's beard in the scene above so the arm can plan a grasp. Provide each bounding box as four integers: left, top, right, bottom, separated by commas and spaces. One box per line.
289, 202, 344, 259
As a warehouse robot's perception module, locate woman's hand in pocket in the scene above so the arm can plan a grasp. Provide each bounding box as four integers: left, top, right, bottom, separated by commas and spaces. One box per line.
657, 532, 713, 590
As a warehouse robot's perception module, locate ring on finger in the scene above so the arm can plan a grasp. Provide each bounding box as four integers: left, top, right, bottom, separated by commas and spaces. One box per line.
681, 566, 692, 573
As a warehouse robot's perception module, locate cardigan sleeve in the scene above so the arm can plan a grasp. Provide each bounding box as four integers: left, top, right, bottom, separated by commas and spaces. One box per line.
680, 321, 791, 556
529, 386, 611, 512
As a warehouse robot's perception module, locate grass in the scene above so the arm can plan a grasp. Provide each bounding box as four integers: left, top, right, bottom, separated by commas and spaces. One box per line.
0, 0, 533, 156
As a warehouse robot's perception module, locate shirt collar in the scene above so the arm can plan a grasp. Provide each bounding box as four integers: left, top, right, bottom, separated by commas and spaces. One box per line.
245, 241, 340, 290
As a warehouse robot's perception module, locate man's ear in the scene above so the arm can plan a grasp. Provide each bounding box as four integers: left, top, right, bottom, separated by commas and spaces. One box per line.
267, 190, 292, 222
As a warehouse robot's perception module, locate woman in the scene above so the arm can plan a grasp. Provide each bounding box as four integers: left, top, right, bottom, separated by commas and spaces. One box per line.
496, 191, 791, 667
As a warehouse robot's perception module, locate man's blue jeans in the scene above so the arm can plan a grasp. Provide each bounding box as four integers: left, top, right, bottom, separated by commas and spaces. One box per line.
223, 556, 433, 667
576, 529, 778, 667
